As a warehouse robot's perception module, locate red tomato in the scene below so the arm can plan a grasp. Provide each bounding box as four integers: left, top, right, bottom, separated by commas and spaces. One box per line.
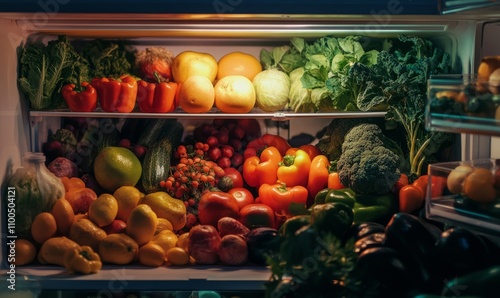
430, 176, 447, 198
223, 167, 244, 188
412, 175, 429, 198
299, 144, 322, 160
228, 188, 255, 210
399, 184, 424, 214
239, 203, 275, 229
327, 172, 345, 190
392, 173, 409, 196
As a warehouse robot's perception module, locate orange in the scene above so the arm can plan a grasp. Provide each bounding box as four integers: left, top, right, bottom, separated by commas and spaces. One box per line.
14, 239, 37, 266
177, 75, 215, 113
31, 212, 58, 244
155, 218, 174, 235
171, 51, 218, 84
138, 242, 166, 267
217, 51, 262, 81
51, 198, 75, 236
463, 167, 496, 203
214, 75, 256, 113
176, 232, 190, 251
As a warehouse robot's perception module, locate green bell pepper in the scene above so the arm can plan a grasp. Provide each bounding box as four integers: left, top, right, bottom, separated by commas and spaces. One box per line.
352, 192, 396, 224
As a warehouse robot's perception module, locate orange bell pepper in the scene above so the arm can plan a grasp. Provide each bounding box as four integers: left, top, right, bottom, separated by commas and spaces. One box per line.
136, 73, 178, 113
259, 183, 308, 216
92, 75, 138, 113
277, 149, 311, 188
306, 154, 330, 206
243, 146, 282, 188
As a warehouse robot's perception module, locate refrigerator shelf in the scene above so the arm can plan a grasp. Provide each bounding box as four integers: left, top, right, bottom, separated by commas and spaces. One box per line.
426, 74, 500, 137
426, 159, 500, 237
29, 108, 387, 121
8, 265, 271, 291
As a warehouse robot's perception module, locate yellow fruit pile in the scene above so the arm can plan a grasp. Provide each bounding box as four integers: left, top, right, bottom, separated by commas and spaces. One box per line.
18, 181, 192, 271
174, 50, 262, 114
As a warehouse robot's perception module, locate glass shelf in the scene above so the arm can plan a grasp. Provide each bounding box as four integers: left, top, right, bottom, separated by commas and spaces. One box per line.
426, 74, 500, 137
30, 108, 387, 121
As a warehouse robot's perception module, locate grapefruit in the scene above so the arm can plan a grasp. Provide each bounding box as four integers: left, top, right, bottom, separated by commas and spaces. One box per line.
214, 75, 256, 113
93, 147, 142, 193
217, 51, 262, 81
178, 75, 215, 113
171, 50, 218, 84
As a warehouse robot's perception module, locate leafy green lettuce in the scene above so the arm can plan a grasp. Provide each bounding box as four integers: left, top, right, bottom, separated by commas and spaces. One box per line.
18, 35, 88, 110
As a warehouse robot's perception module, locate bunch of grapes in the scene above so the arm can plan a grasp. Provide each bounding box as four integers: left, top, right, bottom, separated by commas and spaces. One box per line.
160, 142, 226, 230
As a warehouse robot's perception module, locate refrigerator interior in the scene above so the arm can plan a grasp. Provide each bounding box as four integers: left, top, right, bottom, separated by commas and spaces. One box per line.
1, 7, 500, 294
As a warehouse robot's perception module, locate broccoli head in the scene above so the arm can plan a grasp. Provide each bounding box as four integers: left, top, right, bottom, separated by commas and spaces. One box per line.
337, 123, 401, 195
315, 117, 384, 162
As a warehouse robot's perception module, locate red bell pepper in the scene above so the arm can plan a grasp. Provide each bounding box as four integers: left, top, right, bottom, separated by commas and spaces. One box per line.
306, 154, 330, 206
259, 183, 308, 216
242, 146, 282, 188
277, 149, 311, 188
243, 134, 291, 160
136, 73, 178, 113
61, 82, 97, 112
92, 75, 138, 113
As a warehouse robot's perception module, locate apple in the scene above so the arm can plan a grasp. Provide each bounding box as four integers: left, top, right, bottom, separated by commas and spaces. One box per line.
171, 50, 218, 84
188, 225, 221, 265
102, 219, 127, 234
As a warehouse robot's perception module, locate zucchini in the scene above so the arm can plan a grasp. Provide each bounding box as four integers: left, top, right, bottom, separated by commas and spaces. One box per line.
141, 120, 183, 194
136, 118, 177, 147
141, 137, 173, 194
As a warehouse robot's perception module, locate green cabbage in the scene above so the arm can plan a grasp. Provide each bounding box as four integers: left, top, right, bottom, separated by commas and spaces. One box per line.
252, 69, 290, 112
288, 67, 316, 113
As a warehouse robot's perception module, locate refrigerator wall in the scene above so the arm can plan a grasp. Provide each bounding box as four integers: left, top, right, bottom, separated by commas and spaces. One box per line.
1, 3, 500, 291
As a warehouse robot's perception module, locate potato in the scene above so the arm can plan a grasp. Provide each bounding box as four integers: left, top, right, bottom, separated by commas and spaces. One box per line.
217, 234, 248, 266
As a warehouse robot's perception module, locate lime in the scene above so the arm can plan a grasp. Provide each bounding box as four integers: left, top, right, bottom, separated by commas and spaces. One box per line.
93, 146, 142, 192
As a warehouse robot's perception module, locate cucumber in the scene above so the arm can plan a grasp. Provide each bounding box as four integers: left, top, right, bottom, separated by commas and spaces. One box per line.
141, 120, 184, 194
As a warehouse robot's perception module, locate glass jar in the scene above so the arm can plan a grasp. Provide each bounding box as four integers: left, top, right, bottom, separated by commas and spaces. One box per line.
6, 152, 65, 239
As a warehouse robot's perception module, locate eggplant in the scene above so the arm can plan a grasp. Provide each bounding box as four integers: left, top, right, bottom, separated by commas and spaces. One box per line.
443, 265, 500, 298
354, 232, 385, 255
352, 247, 416, 297
436, 227, 491, 277
383, 213, 443, 292
355, 222, 386, 240
245, 227, 281, 265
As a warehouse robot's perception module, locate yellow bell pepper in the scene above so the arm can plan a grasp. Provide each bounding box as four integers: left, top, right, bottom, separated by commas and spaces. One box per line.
64, 245, 102, 274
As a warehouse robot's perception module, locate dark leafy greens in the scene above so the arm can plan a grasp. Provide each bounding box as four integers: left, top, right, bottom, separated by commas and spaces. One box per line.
80, 39, 137, 78
372, 36, 454, 177
18, 35, 89, 110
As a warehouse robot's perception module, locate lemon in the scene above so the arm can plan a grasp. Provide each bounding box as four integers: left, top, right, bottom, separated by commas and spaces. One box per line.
138, 191, 187, 231
113, 186, 143, 222
89, 194, 119, 227
94, 146, 142, 193
166, 247, 190, 266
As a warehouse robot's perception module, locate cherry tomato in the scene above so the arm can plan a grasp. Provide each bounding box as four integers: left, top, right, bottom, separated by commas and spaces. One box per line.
228, 187, 255, 210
